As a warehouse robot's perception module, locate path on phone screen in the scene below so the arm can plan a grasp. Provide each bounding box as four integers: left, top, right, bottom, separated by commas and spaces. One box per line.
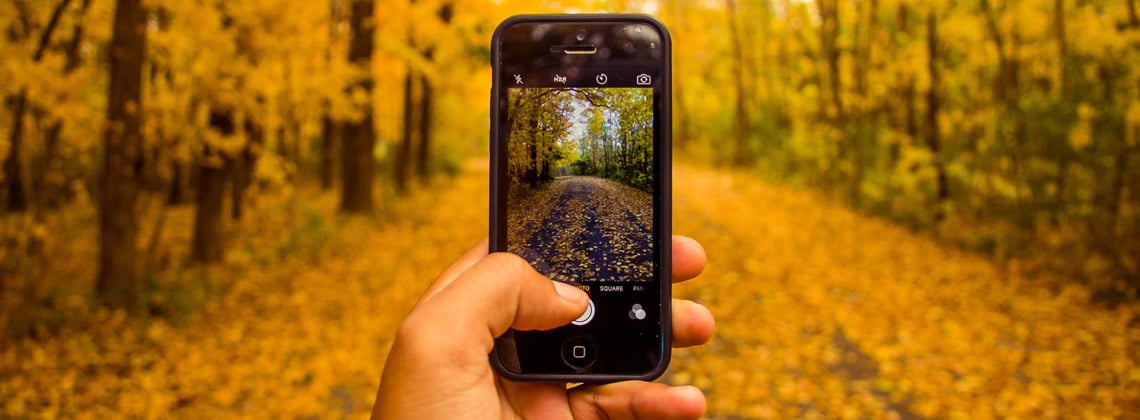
511, 176, 653, 283
2, 161, 1136, 418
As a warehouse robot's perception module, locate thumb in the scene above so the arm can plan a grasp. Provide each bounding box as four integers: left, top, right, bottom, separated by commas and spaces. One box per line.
375, 253, 588, 418
412, 252, 589, 354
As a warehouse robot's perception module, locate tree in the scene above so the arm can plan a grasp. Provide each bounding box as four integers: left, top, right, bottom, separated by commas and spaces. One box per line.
414, 3, 453, 184
924, 9, 947, 220
321, 115, 339, 190
341, 0, 376, 213
4, 0, 73, 213
320, 0, 347, 191
97, 0, 147, 309
725, 0, 752, 166
395, 49, 415, 193
231, 116, 262, 220
36, 0, 93, 216
191, 111, 230, 263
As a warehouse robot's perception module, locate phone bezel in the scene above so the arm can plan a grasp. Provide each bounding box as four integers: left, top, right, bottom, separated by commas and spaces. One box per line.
488, 14, 673, 383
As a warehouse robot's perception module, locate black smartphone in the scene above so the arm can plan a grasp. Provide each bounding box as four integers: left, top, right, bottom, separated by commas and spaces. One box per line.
489, 14, 672, 382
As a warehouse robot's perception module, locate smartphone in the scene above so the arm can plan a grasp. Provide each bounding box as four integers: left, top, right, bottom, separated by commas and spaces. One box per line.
489, 14, 672, 382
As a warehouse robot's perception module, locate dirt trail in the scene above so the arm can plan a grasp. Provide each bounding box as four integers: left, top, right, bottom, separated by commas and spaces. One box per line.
668, 164, 1139, 418
511, 176, 653, 283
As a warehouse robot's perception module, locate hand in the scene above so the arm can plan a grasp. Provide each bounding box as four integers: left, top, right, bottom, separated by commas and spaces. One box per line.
372, 236, 715, 419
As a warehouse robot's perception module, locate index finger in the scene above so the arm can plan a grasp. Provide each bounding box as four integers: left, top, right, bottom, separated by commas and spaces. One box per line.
420, 235, 706, 304
416, 237, 488, 306
672, 235, 706, 283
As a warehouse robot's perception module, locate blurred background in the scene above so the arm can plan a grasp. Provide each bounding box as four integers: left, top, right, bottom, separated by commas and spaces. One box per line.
1, 0, 1138, 417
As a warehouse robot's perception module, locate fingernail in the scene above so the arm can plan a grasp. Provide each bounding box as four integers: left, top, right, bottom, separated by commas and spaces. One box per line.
674, 385, 704, 397
553, 281, 586, 303
672, 385, 707, 405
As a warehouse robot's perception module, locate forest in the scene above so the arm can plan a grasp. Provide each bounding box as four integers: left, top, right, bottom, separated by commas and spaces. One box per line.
1, 0, 1139, 417
507, 87, 654, 192
681, 0, 1140, 296
505, 87, 656, 283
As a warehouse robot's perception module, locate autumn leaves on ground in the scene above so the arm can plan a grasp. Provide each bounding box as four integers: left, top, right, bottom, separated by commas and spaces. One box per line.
508, 176, 654, 284
2, 162, 1137, 418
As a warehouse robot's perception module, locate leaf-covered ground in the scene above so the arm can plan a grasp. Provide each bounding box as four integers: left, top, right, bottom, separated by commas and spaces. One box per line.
508, 176, 653, 283
2, 162, 1138, 418
668, 165, 1140, 418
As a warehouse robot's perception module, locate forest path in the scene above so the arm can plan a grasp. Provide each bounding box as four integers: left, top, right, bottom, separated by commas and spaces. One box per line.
667, 165, 1138, 418
513, 176, 653, 283
1, 161, 1136, 418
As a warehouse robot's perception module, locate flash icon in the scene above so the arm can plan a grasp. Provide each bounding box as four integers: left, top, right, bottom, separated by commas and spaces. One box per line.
514, 74, 523, 84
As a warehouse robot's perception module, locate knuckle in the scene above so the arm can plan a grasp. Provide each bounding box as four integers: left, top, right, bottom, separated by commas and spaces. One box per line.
483, 252, 531, 281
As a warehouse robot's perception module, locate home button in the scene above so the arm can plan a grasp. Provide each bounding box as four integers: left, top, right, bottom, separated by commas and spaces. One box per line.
560, 335, 598, 369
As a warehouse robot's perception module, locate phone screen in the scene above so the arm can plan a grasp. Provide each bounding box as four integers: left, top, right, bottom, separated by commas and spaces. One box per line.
490, 15, 671, 381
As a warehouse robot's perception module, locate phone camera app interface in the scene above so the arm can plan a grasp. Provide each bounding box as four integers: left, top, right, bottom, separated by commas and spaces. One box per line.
505, 87, 655, 288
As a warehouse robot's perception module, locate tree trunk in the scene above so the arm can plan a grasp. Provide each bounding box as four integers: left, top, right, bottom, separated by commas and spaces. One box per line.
167, 162, 192, 205
37, 0, 90, 215
97, 0, 147, 309
725, 0, 751, 166
231, 120, 260, 220
395, 64, 415, 194
893, 4, 915, 168
192, 111, 233, 263
320, 115, 338, 190
191, 155, 226, 263
527, 118, 539, 188
1107, 154, 1127, 234
817, 0, 847, 190
4, 0, 73, 212
322, 0, 344, 192
853, 0, 876, 102
227, 147, 244, 221
415, 69, 433, 183
39, 121, 64, 211
1050, 0, 1069, 219
1127, 0, 1138, 29
413, 4, 449, 183
340, 0, 376, 212
819, 0, 843, 119
4, 94, 28, 212
925, 11, 948, 221
980, 0, 1017, 104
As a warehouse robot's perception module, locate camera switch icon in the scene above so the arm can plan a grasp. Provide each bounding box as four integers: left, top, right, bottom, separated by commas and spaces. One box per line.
595, 73, 608, 85
629, 303, 647, 320
636, 74, 651, 85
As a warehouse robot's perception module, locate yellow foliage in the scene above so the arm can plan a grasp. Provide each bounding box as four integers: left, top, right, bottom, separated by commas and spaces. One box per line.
4, 164, 1136, 417
1, 163, 491, 418
669, 164, 1140, 418
3, 0, 1140, 417
1069, 103, 1096, 151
